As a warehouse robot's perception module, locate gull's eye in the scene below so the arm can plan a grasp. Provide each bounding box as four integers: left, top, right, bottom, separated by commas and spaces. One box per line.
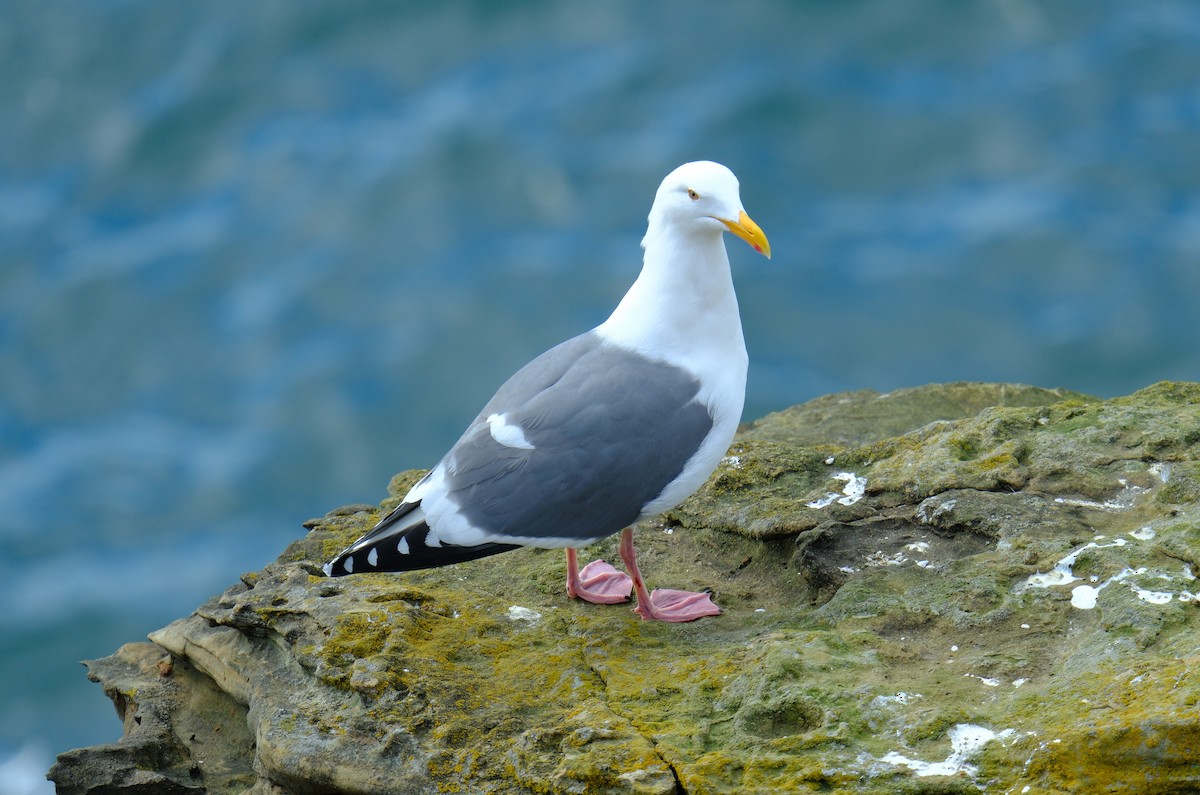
687, 188, 700, 201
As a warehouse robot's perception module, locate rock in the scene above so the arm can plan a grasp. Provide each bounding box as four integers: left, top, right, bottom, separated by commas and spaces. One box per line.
50, 642, 253, 794
739, 382, 1092, 448
50, 382, 1200, 794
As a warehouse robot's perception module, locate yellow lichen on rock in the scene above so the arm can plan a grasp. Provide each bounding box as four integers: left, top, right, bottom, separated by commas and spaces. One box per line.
52, 383, 1200, 794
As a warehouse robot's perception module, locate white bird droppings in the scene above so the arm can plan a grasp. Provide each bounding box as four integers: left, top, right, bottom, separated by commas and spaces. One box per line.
1052, 478, 1148, 511
882, 724, 1013, 778
873, 691, 923, 707
1130, 525, 1156, 541
1015, 538, 1128, 593
1130, 584, 1174, 605
807, 472, 867, 508
1071, 585, 1099, 610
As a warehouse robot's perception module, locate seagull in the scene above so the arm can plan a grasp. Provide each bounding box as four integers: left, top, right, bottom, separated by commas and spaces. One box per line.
324, 161, 770, 622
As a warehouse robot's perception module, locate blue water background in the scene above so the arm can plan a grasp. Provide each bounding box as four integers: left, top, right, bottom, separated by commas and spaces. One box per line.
2, 1, 1198, 788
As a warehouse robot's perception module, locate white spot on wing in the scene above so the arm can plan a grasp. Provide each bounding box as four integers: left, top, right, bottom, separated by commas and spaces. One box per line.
343, 556, 353, 574
397, 537, 410, 555
487, 413, 535, 450
367, 548, 378, 567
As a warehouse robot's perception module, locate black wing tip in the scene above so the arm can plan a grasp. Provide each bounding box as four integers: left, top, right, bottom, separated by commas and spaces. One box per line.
323, 523, 521, 577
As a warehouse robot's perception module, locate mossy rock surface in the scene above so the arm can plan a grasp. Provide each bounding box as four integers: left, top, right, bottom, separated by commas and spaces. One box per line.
52, 382, 1200, 794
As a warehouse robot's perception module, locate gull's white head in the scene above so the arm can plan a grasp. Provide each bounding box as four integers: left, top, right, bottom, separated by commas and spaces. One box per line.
647, 161, 771, 259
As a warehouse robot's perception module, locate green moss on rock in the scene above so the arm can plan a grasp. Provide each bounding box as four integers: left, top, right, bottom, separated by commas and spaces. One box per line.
53, 382, 1200, 795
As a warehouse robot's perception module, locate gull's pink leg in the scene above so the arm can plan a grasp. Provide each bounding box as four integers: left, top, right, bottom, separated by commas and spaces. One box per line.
565, 547, 631, 604
617, 527, 721, 622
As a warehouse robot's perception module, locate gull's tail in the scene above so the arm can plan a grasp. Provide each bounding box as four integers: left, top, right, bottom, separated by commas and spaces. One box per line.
322, 501, 519, 576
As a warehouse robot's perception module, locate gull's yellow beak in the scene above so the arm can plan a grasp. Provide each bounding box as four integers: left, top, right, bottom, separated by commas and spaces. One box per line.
718, 210, 771, 259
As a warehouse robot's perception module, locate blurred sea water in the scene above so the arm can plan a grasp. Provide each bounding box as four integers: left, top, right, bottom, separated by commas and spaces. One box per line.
2, 1, 1198, 789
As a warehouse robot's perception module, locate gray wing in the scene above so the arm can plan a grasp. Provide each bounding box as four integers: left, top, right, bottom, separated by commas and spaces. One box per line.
437, 331, 714, 544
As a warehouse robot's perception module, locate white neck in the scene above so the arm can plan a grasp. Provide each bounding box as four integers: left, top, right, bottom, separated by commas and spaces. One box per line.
595, 220, 747, 381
